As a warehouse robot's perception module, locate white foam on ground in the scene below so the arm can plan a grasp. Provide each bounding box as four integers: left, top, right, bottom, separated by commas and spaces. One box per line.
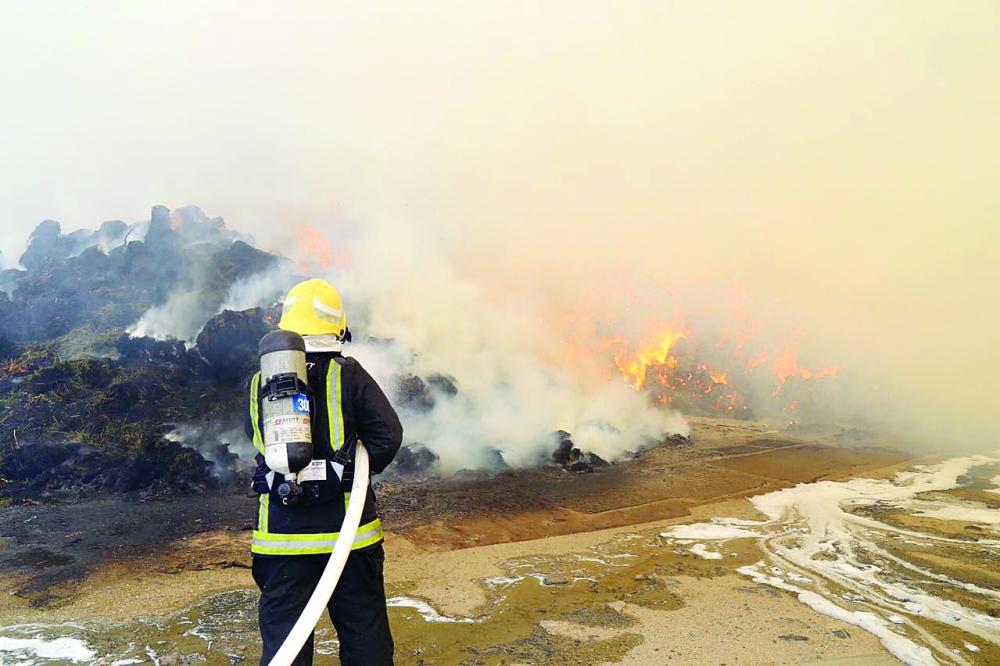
665, 452, 1000, 663
482, 576, 525, 588
386, 597, 476, 623
904, 499, 1000, 525
661, 522, 758, 540
0, 636, 95, 662
689, 544, 723, 560
714, 517, 769, 527
738, 563, 936, 666
314, 637, 340, 655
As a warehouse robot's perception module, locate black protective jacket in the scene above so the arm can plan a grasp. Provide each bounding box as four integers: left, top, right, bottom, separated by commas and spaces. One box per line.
245, 352, 402, 555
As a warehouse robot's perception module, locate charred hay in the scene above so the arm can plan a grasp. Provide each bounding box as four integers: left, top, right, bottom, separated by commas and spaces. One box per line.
0, 211, 292, 499
551, 432, 610, 473
196, 308, 272, 378
0, 206, 678, 500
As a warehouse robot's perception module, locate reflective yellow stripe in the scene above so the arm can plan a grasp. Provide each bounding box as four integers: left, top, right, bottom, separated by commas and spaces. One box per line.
251, 518, 383, 555
249, 372, 264, 454
251, 361, 382, 557
326, 362, 344, 454
257, 493, 269, 533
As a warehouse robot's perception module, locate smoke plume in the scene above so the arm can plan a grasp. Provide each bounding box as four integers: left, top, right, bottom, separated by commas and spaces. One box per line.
328, 222, 689, 471
1, 3, 998, 452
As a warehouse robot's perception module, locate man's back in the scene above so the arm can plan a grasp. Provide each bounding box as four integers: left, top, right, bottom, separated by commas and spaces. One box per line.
248, 278, 402, 666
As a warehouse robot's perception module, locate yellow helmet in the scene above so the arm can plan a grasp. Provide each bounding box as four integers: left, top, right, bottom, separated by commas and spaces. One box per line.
277, 279, 348, 338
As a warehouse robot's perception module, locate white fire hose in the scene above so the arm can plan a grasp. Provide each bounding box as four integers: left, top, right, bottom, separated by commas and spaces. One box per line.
267, 442, 371, 666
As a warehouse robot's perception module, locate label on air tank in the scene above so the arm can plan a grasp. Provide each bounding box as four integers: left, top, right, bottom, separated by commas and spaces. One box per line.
263, 415, 311, 445
292, 394, 310, 414
297, 459, 328, 482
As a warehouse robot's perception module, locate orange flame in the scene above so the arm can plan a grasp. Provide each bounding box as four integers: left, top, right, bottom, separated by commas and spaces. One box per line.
609, 329, 686, 390
814, 365, 839, 379
770, 343, 839, 396
294, 226, 333, 270
697, 363, 729, 385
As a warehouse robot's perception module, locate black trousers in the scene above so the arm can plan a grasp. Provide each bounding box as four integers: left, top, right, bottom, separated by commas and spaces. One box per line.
252, 543, 394, 666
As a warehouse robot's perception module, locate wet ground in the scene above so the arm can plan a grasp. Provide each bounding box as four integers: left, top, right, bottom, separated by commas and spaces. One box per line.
0, 529, 873, 665
0, 494, 252, 609
0, 417, 907, 611
4, 417, 977, 665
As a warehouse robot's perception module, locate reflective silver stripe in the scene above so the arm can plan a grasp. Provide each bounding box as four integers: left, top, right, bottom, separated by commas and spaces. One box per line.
353, 525, 382, 545
312, 299, 343, 323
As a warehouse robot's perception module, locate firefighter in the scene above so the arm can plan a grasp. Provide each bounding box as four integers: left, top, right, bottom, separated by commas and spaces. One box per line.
246, 278, 402, 666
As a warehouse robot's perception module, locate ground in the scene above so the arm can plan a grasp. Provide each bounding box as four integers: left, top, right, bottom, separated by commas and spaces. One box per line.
0, 417, 938, 664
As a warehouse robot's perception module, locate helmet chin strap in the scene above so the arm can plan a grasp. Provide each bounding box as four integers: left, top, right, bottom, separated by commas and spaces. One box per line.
303, 334, 344, 352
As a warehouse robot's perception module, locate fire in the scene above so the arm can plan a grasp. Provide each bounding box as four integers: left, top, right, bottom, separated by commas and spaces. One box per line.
770, 343, 839, 396
598, 335, 626, 354
170, 214, 184, 231
553, 285, 841, 418
697, 364, 728, 386
293, 225, 351, 273
608, 329, 685, 390
295, 226, 332, 270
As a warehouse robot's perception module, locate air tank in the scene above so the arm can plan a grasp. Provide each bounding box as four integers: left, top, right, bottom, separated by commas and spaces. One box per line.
258, 330, 312, 482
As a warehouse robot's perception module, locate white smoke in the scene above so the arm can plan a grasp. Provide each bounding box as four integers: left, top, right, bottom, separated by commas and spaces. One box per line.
164, 423, 255, 482
217, 265, 287, 313
128, 228, 287, 343
320, 221, 688, 471
68, 222, 131, 258
128, 268, 284, 344
128, 288, 206, 342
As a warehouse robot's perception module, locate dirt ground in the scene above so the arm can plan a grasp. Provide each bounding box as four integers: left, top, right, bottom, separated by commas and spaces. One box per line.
0, 417, 927, 664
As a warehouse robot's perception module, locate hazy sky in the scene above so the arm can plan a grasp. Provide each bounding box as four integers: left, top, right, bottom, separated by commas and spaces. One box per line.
2, 2, 998, 442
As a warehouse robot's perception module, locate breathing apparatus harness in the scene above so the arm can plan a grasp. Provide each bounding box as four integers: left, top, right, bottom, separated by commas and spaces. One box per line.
252, 433, 357, 506
253, 330, 355, 507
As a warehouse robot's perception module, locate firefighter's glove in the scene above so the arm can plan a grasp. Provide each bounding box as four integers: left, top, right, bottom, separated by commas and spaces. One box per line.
251, 453, 276, 494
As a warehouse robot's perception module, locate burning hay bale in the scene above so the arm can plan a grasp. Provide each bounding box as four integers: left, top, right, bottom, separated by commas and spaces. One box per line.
426, 373, 458, 397
391, 444, 440, 475
393, 372, 460, 412
0, 436, 220, 497
0, 204, 699, 501
551, 431, 610, 473
394, 374, 436, 411
115, 335, 192, 367
195, 308, 272, 378
0, 210, 296, 500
